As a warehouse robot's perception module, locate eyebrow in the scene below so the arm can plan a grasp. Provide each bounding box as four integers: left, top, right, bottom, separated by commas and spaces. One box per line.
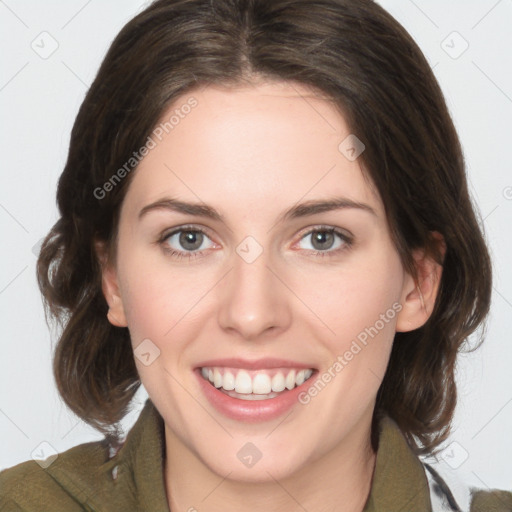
138, 197, 376, 223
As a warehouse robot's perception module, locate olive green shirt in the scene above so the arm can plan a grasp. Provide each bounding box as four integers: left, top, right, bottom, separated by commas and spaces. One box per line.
1, 399, 510, 511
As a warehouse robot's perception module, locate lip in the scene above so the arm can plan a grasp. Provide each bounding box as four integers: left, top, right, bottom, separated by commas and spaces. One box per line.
194, 365, 317, 423
194, 357, 315, 371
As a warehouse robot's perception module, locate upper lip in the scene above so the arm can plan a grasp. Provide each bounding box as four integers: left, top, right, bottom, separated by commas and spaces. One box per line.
195, 358, 316, 370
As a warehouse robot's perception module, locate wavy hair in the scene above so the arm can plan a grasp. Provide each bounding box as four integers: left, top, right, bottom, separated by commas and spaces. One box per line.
37, 0, 492, 454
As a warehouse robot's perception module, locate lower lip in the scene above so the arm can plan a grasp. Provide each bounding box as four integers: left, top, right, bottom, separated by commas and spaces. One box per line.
195, 369, 316, 423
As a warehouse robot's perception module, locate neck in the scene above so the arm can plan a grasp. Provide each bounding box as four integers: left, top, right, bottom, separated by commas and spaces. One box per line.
164, 419, 377, 512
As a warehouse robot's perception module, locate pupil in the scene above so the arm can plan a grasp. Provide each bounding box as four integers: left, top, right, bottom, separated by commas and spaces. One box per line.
312, 231, 334, 250
180, 231, 203, 250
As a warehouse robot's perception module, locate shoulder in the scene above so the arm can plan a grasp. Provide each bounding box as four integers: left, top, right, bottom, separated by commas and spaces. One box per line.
423, 461, 512, 512
0, 438, 109, 511
0, 399, 162, 512
470, 489, 512, 512
0, 458, 77, 511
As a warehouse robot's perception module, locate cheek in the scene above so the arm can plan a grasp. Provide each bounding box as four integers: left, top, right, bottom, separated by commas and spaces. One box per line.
290, 248, 404, 348
118, 248, 216, 348
293, 250, 402, 415
294, 252, 403, 424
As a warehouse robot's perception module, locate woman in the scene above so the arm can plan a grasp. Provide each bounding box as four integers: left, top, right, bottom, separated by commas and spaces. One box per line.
1, 0, 510, 510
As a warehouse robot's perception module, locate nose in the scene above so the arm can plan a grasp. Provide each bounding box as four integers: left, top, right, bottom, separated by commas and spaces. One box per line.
216, 246, 292, 341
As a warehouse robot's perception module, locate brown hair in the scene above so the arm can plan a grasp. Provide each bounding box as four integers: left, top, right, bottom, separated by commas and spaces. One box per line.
37, 0, 491, 454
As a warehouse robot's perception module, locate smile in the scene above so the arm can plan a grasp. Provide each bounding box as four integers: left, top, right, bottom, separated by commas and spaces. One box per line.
200, 366, 315, 400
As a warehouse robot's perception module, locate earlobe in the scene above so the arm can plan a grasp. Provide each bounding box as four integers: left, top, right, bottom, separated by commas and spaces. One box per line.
106, 293, 128, 327
95, 241, 128, 328
395, 234, 445, 333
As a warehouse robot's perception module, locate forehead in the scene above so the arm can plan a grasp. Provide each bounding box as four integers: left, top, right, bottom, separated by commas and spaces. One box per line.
122, 81, 382, 220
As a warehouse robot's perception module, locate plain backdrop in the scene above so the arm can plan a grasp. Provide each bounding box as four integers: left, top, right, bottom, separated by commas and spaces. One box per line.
1, 0, 511, 495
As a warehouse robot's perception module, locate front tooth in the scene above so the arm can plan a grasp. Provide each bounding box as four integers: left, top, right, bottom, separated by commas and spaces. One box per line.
295, 370, 306, 386
271, 372, 286, 392
213, 368, 222, 388
252, 373, 272, 394
223, 371, 235, 390
285, 370, 296, 390
235, 370, 252, 394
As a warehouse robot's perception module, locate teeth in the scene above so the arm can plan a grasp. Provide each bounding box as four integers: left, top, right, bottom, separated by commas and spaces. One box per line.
235, 370, 252, 394
223, 371, 235, 391
222, 390, 280, 400
252, 373, 272, 394
213, 368, 223, 388
271, 373, 286, 392
285, 370, 296, 390
200, 366, 315, 395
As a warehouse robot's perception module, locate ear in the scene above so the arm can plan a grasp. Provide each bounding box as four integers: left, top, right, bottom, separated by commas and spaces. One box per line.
95, 241, 128, 328
395, 232, 445, 333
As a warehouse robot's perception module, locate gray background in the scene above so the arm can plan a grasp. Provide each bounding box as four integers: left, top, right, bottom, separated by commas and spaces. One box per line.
1, 0, 511, 494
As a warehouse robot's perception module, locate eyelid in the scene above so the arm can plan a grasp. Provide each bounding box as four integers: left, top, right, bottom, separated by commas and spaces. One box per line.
159, 223, 352, 243
159, 224, 217, 243
293, 224, 353, 245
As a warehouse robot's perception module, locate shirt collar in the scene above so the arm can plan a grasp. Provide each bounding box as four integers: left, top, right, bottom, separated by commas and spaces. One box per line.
45, 398, 169, 512
363, 414, 432, 511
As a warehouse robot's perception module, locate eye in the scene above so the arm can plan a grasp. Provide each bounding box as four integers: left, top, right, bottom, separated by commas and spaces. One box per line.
159, 226, 216, 259
158, 225, 352, 261
296, 226, 352, 255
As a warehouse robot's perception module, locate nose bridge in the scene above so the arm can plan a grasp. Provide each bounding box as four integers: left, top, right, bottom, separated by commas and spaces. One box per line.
216, 239, 291, 339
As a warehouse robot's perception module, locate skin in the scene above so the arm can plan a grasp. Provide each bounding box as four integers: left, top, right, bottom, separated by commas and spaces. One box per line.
100, 79, 442, 512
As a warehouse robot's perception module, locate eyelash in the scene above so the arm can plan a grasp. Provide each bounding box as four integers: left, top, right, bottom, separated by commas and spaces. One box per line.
158, 224, 353, 261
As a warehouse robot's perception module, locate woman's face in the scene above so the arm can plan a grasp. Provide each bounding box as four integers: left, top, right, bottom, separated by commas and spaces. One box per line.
104, 80, 422, 482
